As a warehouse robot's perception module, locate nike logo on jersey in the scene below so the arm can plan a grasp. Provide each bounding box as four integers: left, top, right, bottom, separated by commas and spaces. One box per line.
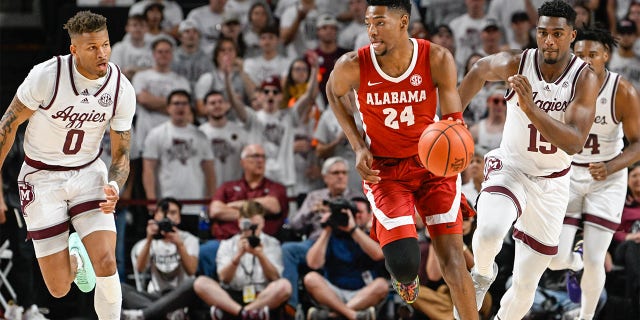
368, 81, 383, 86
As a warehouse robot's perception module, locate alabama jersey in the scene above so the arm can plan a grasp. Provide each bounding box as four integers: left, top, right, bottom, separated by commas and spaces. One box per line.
573, 71, 623, 164
16, 55, 136, 167
356, 38, 438, 158
502, 49, 588, 176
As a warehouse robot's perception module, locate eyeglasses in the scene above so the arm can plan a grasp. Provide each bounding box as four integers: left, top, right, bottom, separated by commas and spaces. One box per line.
489, 97, 506, 105
244, 153, 266, 160
263, 89, 280, 95
328, 170, 348, 175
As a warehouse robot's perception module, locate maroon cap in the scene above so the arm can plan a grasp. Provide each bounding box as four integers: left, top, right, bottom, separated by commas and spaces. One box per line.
260, 76, 281, 91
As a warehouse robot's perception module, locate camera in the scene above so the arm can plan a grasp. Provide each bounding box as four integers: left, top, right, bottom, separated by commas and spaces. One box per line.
241, 219, 261, 248
323, 198, 358, 228
153, 218, 176, 239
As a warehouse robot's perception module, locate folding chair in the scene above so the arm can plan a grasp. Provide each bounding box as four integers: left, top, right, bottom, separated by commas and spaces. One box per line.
130, 240, 151, 292
0, 239, 17, 310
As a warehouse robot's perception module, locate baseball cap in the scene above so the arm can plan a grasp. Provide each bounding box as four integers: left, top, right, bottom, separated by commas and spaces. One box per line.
431, 24, 453, 37
261, 76, 282, 91
316, 14, 338, 28
511, 11, 529, 24
617, 19, 637, 34
223, 11, 241, 25
178, 19, 199, 33
482, 18, 500, 32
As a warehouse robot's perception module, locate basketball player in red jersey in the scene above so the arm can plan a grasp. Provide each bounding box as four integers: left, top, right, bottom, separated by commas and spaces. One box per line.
325, 0, 477, 318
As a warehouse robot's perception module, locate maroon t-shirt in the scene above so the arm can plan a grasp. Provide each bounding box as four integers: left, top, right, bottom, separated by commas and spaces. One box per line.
210, 177, 288, 240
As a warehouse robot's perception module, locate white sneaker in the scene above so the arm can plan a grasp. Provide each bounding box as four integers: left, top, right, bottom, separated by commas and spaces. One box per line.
122, 309, 144, 320
23, 305, 49, 320
5, 304, 24, 320
453, 262, 498, 319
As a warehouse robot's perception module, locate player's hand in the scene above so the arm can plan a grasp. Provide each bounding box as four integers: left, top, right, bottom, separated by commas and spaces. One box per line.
355, 148, 381, 184
508, 75, 534, 113
588, 162, 609, 181
99, 184, 119, 214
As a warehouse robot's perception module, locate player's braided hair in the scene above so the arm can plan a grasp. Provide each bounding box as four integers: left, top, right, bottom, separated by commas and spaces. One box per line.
573, 27, 618, 52
63, 11, 107, 37
538, 0, 577, 27
366, 0, 411, 16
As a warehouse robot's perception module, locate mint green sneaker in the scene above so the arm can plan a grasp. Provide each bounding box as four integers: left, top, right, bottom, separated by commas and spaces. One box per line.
69, 232, 96, 293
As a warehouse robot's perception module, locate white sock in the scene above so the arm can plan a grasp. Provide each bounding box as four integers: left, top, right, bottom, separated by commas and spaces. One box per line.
94, 273, 122, 320
579, 225, 612, 320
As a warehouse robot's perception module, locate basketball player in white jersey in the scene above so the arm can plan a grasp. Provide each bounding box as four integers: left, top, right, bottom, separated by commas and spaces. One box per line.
456, 1, 599, 319
0, 11, 135, 319
547, 27, 640, 320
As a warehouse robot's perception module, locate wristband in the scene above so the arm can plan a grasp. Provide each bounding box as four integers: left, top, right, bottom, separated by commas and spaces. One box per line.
349, 227, 357, 235
442, 112, 464, 121
108, 181, 120, 195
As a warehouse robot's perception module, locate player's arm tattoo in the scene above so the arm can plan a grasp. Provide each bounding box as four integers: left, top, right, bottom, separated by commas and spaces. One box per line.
0, 97, 33, 167
108, 129, 131, 189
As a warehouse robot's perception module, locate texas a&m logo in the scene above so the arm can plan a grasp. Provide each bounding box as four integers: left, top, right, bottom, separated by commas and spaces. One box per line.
18, 181, 35, 212
483, 156, 503, 181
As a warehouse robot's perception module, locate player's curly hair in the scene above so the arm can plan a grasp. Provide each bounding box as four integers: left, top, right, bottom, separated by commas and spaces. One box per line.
573, 27, 618, 52
366, 0, 411, 16
538, 0, 577, 27
63, 11, 107, 37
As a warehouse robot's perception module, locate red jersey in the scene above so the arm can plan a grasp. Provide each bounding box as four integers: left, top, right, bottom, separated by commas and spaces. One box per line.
356, 38, 437, 158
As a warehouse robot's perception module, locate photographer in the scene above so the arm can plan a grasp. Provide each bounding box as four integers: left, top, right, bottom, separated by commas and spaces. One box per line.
304, 198, 388, 320
193, 200, 292, 319
121, 198, 200, 319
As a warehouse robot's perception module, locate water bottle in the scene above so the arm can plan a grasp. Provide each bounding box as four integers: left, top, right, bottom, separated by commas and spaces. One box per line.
198, 208, 210, 242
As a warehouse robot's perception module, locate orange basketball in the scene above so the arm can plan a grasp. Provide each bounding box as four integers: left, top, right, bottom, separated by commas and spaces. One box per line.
418, 120, 475, 177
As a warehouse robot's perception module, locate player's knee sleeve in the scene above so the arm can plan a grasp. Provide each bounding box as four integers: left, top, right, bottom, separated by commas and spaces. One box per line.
382, 238, 420, 283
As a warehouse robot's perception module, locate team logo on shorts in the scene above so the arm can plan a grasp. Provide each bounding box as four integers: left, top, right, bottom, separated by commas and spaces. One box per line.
18, 181, 35, 211
483, 156, 503, 181
410, 74, 422, 86
98, 93, 113, 107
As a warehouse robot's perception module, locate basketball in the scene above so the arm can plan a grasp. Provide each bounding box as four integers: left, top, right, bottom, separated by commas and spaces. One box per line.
418, 120, 475, 177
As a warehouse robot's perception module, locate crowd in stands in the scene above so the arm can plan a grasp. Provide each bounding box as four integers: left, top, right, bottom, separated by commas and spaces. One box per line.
4, 0, 640, 319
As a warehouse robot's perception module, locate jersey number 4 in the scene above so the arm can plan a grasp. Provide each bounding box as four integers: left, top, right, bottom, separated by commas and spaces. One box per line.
63, 129, 85, 155
383, 106, 415, 129
580, 134, 600, 155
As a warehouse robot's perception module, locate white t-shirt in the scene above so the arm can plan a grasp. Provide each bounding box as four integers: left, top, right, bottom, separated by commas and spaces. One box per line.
16, 55, 136, 167
243, 55, 292, 86
280, 6, 320, 58
134, 230, 199, 295
129, 0, 184, 32
186, 5, 225, 55
198, 120, 248, 187
143, 122, 214, 215
110, 36, 154, 73
449, 13, 488, 66
608, 50, 640, 92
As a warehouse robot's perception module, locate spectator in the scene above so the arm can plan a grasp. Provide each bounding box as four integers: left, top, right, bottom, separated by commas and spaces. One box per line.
131, 38, 190, 158
461, 152, 485, 208
282, 54, 324, 201
196, 38, 255, 118
172, 19, 214, 90
468, 85, 506, 155
186, 0, 227, 56
142, 90, 216, 234
280, 0, 321, 58
312, 14, 350, 105
506, 11, 536, 50
243, 2, 275, 58
448, 0, 489, 66
303, 197, 388, 320
314, 102, 364, 197
478, 19, 503, 57
243, 25, 292, 89
224, 0, 253, 26
198, 144, 289, 278
220, 12, 247, 58
282, 156, 363, 311
573, 0, 593, 28
121, 198, 200, 320
229, 75, 314, 187
142, 2, 172, 45
609, 19, 640, 90
486, 0, 542, 51
613, 162, 640, 319
129, 0, 184, 37
337, 0, 367, 50
110, 14, 153, 80
409, 20, 430, 40
198, 90, 248, 187
194, 201, 292, 320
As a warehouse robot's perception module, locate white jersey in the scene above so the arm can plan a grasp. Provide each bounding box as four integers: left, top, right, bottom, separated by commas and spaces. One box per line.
16, 55, 135, 167
502, 49, 588, 176
573, 71, 624, 164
